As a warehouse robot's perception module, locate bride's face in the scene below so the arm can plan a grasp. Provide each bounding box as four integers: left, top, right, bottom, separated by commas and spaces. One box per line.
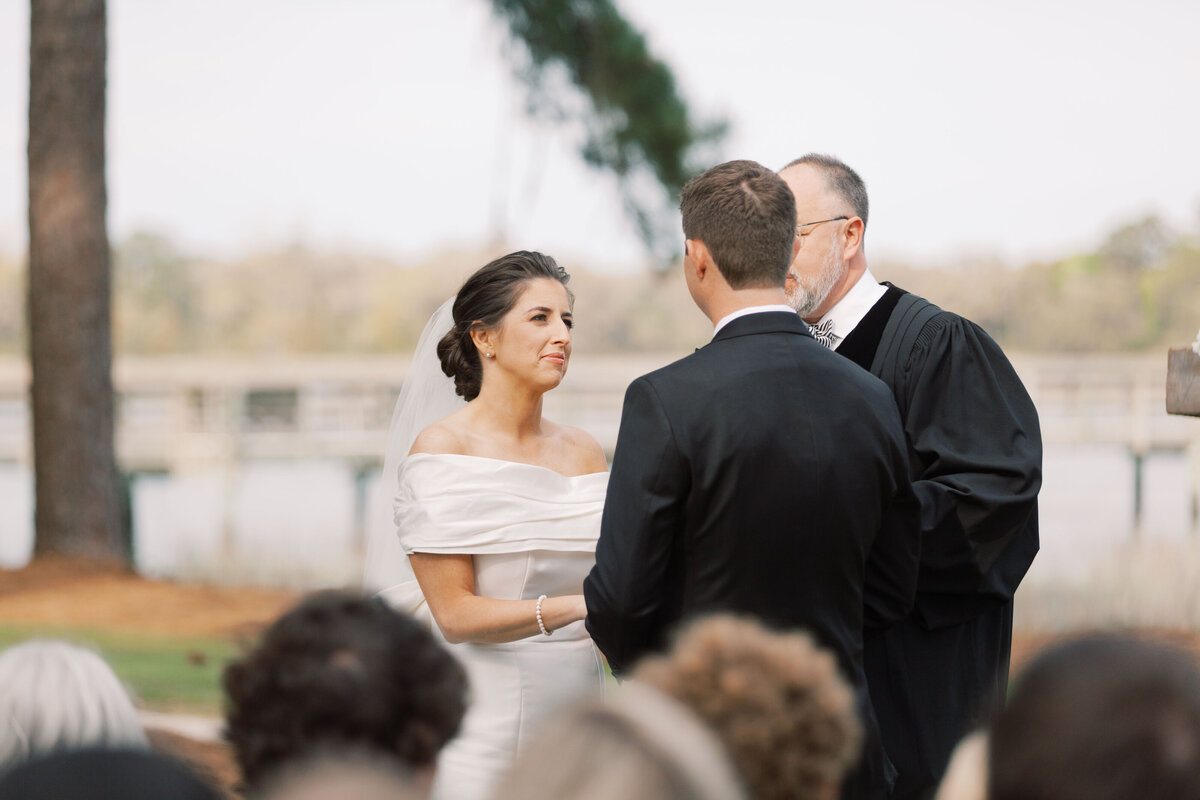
486, 277, 574, 392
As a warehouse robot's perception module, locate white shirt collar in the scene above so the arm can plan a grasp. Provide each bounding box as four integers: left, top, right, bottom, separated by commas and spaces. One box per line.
713, 304, 797, 336
815, 268, 886, 350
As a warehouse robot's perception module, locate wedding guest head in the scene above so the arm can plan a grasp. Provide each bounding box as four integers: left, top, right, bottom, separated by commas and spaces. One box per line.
437, 250, 573, 401
990, 633, 1200, 800
222, 590, 467, 793
0, 748, 219, 800
0, 638, 147, 770
934, 731, 988, 800
250, 746, 422, 800
491, 683, 747, 800
679, 159, 797, 294
634, 615, 862, 800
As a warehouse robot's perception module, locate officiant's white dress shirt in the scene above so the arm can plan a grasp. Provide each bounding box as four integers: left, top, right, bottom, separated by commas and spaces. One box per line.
813, 268, 887, 350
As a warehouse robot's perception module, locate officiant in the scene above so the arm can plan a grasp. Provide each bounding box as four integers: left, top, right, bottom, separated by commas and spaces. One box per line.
779, 154, 1043, 800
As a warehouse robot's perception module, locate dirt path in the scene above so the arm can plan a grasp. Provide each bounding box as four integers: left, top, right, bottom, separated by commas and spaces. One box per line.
0, 558, 299, 638
0, 558, 301, 797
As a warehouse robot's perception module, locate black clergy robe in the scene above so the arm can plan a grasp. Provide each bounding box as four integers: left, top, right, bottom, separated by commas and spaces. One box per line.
838, 284, 1042, 800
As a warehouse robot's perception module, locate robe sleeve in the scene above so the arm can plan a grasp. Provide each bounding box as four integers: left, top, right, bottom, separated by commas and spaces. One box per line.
897, 314, 1042, 627
863, 431, 923, 631
584, 376, 688, 675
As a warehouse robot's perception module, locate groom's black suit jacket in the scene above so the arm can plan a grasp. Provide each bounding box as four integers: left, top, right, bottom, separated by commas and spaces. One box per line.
584, 311, 921, 799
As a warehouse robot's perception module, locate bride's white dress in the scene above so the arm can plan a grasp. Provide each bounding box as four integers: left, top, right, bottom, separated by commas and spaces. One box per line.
394, 453, 608, 800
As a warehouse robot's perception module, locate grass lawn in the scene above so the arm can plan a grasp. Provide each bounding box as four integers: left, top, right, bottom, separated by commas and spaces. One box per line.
0, 625, 240, 715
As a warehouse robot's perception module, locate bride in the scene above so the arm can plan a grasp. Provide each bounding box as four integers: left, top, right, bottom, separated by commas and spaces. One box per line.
370, 250, 608, 800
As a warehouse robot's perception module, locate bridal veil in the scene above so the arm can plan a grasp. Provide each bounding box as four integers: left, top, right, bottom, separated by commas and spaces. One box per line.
364, 297, 463, 622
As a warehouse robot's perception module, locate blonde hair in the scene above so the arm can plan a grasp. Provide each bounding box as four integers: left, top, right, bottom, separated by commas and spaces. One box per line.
491, 683, 746, 800
0, 639, 147, 768
634, 615, 862, 800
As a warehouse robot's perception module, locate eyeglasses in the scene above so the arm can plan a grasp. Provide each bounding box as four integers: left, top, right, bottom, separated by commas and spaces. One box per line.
795, 215, 849, 241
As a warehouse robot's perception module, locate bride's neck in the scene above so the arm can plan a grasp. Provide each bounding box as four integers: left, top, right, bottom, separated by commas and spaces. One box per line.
470, 380, 546, 440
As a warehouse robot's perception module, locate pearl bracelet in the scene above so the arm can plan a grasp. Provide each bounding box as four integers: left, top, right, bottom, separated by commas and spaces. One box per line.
535, 594, 551, 636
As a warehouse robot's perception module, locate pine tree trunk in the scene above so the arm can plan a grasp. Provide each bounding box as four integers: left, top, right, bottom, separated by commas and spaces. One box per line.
27, 0, 126, 565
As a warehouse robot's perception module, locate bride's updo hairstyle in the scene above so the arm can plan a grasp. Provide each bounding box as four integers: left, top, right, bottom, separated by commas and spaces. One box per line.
437, 250, 572, 401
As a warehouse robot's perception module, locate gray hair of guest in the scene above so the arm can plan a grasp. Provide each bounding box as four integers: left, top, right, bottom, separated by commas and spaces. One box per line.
0, 639, 148, 769
490, 683, 748, 800
249, 746, 423, 800
781, 153, 870, 227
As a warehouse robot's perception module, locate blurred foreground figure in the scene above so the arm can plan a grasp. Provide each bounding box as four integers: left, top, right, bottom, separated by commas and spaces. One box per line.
490, 683, 747, 800
0, 749, 219, 800
989, 633, 1200, 800
635, 615, 862, 800
779, 154, 1042, 799
251, 746, 423, 800
223, 591, 467, 795
932, 732, 987, 800
0, 638, 147, 769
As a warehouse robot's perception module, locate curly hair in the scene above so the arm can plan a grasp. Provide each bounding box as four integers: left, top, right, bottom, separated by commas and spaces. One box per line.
222, 591, 467, 791
436, 250, 572, 401
633, 615, 862, 800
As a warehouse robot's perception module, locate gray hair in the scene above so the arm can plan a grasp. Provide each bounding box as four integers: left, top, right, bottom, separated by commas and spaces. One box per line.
0, 639, 147, 769
491, 683, 748, 800
782, 153, 870, 228
250, 746, 422, 800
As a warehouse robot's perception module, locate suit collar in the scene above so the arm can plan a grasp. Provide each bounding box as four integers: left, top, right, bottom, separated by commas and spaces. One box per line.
713, 304, 797, 336
710, 309, 812, 344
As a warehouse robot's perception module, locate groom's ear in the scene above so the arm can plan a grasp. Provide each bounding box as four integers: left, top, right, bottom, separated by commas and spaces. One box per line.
686, 239, 711, 281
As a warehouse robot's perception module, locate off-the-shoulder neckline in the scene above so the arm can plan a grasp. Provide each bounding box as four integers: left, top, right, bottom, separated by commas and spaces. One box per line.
403, 451, 608, 480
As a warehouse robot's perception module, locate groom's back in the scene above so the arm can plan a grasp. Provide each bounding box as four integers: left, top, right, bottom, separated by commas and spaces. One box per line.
587, 311, 918, 685
640, 312, 915, 679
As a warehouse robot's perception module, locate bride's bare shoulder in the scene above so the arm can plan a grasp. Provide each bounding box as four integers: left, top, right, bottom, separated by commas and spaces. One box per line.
409, 417, 470, 457
552, 422, 609, 473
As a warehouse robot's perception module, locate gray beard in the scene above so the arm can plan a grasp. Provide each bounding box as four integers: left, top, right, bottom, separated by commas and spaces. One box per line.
788, 245, 845, 320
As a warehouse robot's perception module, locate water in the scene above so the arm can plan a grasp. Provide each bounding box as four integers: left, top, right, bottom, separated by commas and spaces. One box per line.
1033, 444, 1195, 581
2, 445, 1198, 628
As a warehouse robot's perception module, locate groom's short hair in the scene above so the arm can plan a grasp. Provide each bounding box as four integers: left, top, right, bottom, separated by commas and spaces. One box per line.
680, 160, 797, 290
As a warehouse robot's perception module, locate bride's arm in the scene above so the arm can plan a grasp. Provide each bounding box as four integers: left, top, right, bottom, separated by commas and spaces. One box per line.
409, 552, 586, 644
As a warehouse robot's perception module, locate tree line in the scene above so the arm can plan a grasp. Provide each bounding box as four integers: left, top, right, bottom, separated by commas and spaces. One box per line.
4, 215, 1197, 359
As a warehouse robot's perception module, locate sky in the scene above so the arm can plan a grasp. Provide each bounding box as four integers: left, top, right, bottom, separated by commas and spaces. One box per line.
1, 0, 1199, 272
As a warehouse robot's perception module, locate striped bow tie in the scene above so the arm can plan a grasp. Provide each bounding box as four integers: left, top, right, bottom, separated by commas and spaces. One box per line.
809, 318, 838, 348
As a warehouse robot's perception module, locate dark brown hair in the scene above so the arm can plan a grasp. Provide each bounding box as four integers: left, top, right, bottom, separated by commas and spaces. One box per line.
679, 160, 796, 289
222, 591, 467, 791
989, 633, 1200, 800
437, 250, 572, 401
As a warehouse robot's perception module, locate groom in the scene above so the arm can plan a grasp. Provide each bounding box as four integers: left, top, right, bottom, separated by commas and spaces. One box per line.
584, 160, 921, 799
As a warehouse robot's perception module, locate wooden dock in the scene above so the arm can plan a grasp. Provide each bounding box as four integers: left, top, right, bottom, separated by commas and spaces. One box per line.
0, 353, 1197, 531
